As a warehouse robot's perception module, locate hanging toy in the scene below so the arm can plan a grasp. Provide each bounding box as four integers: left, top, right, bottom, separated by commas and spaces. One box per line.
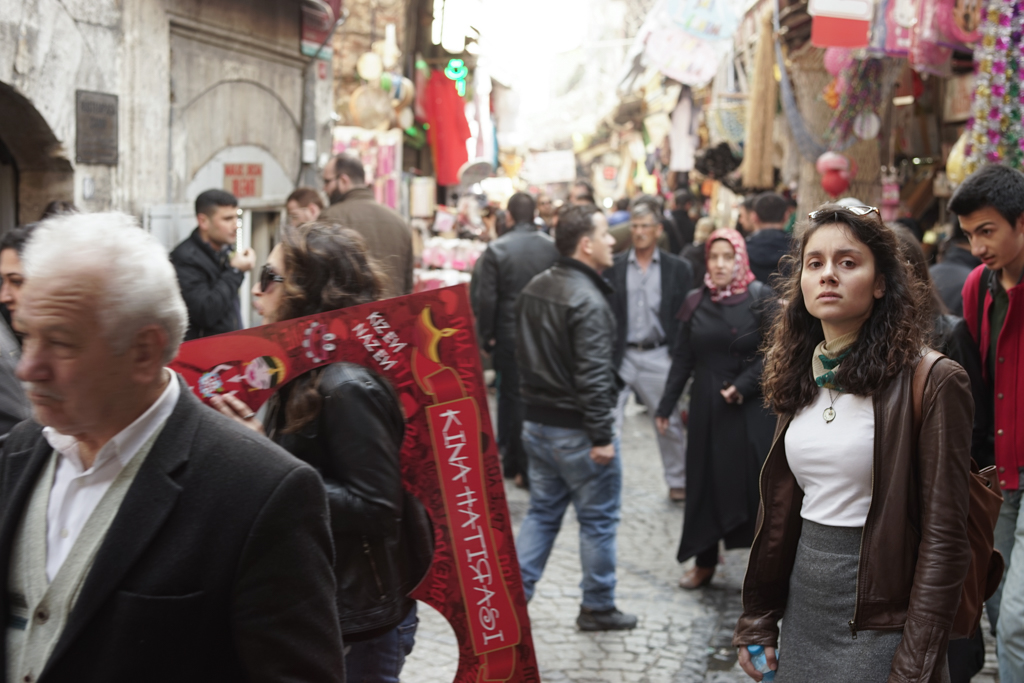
816, 152, 858, 197
824, 79, 841, 109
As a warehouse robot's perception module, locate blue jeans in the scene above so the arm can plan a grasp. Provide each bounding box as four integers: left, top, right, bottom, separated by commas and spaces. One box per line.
515, 421, 622, 611
990, 469, 1024, 683
344, 602, 418, 682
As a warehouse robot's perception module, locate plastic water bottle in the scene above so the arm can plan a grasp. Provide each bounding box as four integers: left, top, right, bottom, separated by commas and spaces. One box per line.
746, 645, 777, 681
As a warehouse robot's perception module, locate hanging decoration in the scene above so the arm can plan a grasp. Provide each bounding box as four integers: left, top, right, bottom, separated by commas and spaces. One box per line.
816, 152, 857, 197
947, 129, 970, 185
825, 58, 887, 147
964, 0, 1024, 173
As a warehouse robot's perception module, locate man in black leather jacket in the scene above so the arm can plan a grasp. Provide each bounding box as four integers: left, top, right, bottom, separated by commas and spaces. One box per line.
471, 192, 559, 487
514, 205, 637, 632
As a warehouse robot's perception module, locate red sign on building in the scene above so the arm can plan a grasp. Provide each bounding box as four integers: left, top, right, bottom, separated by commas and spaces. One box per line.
223, 163, 263, 199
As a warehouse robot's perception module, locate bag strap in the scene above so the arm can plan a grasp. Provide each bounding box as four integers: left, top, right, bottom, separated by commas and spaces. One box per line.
976, 268, 992, 341
912, 350, 945, 435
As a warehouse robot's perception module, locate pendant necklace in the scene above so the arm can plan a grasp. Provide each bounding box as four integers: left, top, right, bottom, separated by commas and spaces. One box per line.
823, 388, 838, 423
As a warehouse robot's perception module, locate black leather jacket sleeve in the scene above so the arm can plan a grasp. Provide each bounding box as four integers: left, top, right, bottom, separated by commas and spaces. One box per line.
471, 247, 499, 352
171, 253, 244, 335
569, 298, 618, 446
657, 318, 695, 418
317, 367, 404, 540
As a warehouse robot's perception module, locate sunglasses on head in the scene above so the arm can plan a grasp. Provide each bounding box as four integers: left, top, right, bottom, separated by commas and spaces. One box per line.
259, 263, 284, 292
808, 205, 881, 221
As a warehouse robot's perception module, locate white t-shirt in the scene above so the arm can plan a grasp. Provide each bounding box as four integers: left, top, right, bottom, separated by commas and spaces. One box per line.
785, 387, 875, 527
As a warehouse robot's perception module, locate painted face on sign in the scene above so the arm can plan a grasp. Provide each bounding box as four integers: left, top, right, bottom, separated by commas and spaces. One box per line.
243, 356, 285, 390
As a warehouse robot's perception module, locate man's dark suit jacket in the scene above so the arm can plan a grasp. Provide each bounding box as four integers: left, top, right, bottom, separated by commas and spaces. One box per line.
607, 249, 694, 369
0, 376, 344, 683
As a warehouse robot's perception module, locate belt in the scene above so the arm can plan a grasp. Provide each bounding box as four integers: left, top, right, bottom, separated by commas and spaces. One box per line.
626, 340, 666, 351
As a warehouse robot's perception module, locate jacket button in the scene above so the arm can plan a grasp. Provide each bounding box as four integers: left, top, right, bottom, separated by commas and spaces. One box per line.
998, 429, 1004, 436
1000, 467, 1006, 473
999, 357, 1005, 363
1001, 480, 1007, 486
998, 393, 1004, 399
34, 609, 48, 624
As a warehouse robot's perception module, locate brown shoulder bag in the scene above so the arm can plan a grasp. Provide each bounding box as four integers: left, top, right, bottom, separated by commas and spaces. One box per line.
912, 350, 1005, 639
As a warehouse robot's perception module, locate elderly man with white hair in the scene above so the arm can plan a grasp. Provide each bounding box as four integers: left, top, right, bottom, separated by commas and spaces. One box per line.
0, 212, 344, 683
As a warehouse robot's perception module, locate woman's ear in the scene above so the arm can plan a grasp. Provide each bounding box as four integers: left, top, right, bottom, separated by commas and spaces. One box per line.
873, 274, 886, 299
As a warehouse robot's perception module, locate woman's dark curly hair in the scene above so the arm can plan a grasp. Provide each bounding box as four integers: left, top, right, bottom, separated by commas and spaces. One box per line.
761, 205, 930, 415
277, 222, 387, 432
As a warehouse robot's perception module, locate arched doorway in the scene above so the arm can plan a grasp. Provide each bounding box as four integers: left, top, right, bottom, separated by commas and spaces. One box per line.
0, 81, 74, 228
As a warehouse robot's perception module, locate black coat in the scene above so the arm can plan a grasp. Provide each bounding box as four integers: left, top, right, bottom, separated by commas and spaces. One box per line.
170, 228, 244, 341
0, 376, 344, 683
745, 228, 793, 286
656, 283, 776, 562
516, 258, 620, 447
266, 362, 432, 640
606, 249, 694, 369
470, 223, 559, 361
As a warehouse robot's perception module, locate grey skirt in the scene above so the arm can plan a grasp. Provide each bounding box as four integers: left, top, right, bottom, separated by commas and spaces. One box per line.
775, 520, 948, 683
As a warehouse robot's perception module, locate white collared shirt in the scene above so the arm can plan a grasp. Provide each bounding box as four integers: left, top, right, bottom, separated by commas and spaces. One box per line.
43, 371, 180, 582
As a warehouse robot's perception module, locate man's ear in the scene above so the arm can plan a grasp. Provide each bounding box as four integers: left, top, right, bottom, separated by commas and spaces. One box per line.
130, 324, 169, 383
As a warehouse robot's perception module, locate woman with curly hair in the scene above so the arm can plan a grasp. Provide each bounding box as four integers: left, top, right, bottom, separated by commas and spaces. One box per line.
210, 223, 431, 682
732, 206, 974, 682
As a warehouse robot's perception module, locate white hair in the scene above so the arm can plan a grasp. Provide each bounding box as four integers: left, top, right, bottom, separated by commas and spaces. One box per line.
22, 211, 188, 364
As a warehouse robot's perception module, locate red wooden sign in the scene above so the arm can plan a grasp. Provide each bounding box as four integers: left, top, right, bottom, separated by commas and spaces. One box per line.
170, 285, 539, 682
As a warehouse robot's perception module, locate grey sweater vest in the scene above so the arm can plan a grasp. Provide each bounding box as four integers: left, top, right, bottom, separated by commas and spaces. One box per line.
6, 425, 164, 683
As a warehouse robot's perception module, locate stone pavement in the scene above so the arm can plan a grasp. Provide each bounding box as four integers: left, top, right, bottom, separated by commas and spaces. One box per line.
403, 397, 1001, 682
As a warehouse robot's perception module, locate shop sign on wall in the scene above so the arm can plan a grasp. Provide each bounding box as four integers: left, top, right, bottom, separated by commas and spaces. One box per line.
76, 91, 118, 166
301, 0, 342, 58
223, 163, 263, 199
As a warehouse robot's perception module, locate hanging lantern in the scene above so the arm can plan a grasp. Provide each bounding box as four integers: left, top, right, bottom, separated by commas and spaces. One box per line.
821, 168, 851, 197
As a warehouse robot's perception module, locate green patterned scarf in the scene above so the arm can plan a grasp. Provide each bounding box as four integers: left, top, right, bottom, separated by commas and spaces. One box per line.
811, 331, 859, 390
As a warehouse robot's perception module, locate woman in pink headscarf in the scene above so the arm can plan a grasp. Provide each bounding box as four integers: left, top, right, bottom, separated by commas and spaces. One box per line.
656, 228, 777, 589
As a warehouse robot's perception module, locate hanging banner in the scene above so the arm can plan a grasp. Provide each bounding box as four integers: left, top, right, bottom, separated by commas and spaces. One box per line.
170, 286, 539, 683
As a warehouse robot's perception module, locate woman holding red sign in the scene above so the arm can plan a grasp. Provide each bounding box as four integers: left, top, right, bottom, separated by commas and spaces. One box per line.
210, 223, 432, 682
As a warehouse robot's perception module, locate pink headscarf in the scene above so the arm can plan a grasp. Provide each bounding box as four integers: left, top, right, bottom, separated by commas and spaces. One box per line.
703, 228, 756, 303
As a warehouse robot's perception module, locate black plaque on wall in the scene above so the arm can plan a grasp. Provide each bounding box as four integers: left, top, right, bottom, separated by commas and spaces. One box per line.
75, 90, 118, 165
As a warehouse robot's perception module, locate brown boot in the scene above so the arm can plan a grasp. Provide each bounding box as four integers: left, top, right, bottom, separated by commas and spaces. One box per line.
678, 565, 715, 589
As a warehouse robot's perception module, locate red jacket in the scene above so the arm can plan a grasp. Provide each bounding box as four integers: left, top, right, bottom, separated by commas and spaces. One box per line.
962, 265, 1024, 490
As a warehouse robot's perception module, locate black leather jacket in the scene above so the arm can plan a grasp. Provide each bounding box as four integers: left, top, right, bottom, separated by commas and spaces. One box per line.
515, 257, 620, 447
470, 223, 559, 358
169, 228, 244, 340
266, 362, 431, 640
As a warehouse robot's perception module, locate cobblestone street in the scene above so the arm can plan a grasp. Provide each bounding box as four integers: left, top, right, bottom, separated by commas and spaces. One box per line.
404, 395, 1002, 682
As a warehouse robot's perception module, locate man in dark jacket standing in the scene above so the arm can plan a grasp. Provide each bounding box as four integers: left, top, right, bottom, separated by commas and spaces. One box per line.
170, 190, 254, 341
319, 154, 413, 298
745, 192, 792, 285
515, 205, 637, 632
471, 192, 558, 487
607, 202, 692, 502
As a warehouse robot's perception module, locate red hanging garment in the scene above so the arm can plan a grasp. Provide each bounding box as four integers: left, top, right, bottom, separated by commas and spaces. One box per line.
424, 70, 471, 187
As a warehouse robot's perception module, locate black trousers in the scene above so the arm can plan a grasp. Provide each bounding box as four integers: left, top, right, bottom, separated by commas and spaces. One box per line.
494, 352, 526, 482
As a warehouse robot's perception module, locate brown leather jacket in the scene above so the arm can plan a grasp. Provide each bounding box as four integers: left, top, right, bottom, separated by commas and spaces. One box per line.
733, 357, 973, 683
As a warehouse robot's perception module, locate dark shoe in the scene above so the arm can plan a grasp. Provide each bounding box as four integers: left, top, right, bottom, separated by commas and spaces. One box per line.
669, 487, 686, 503
576, 606, 638, 631
678, 565, 715, 590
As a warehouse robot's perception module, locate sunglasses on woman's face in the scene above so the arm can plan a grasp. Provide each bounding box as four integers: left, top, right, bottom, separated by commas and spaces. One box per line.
808, 205, 881, 221
259, 263, 285, 292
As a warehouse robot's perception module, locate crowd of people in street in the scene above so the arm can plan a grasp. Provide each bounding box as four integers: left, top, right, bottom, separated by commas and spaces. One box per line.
0, 152, 1020, 683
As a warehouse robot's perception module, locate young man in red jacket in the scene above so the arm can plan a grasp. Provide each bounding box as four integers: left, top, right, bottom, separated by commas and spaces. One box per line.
949, 164, 1024, 683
